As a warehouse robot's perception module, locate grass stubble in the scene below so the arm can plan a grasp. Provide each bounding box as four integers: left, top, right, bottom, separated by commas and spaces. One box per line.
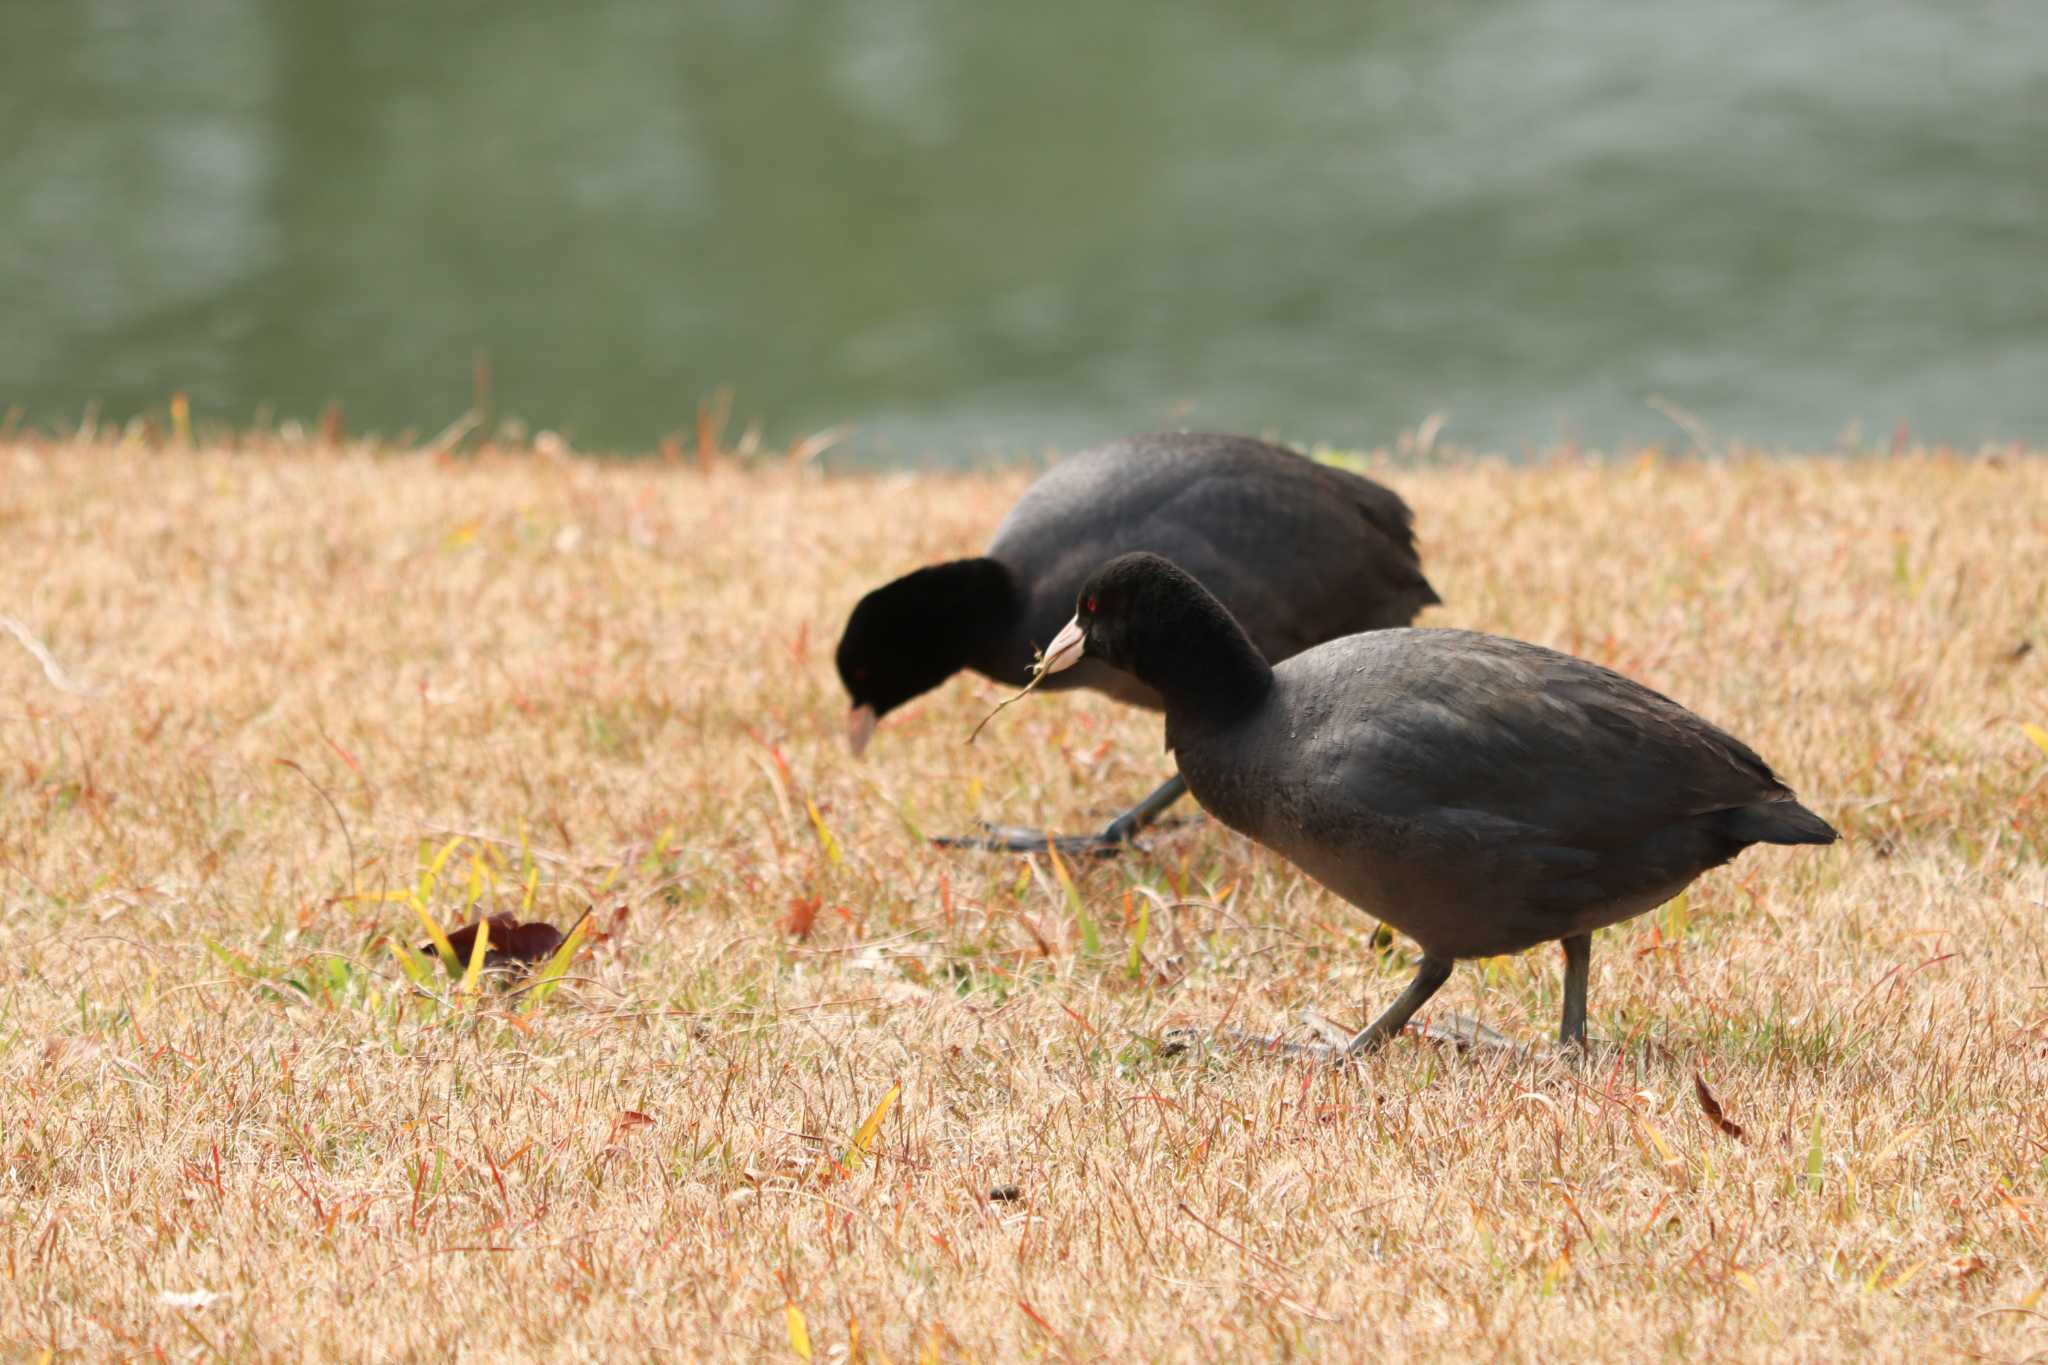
1, 430, 2045, 1361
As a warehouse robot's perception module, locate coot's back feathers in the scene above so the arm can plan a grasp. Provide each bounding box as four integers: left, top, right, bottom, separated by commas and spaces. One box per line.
981, 433, 1438, 696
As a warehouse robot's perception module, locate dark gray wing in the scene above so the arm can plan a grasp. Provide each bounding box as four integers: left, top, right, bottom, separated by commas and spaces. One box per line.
991, 433, 1439, 670
1298, 629, 1792, 845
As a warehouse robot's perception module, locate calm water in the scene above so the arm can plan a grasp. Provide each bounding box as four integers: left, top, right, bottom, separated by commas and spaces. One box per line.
4, 0, 2044, 460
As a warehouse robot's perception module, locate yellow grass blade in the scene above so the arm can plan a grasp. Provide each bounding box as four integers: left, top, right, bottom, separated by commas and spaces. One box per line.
421, 834, 462, 888
844, 1081, 901, 1173
806, 798, 842, 865
385, 937, 430, 986
750, 754, 792, 827
1045, 844, 1097, 954
417, 835, 464, 903
524, 908, 592, 1010
1126, 895, 1149, 979
410, 900, 460, 974
1634, 1114, 1680, 1171
2023, 722, 2048, 759
459, 915, 490, 995
1539, 1244, 1572, 1294
1869, 1122, 1926, 1166
1885, 1255, 1934, 1293
519, 863, 540, 917
784, 1303, 812, 1361
1659, 889, 1690, 939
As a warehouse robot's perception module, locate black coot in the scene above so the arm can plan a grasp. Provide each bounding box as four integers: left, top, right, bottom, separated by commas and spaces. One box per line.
835, 433, 1440, 853
1035, 553, 1837, 1050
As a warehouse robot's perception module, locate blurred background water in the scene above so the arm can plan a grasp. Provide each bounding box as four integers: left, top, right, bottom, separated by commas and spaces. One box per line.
4, 0, 2043, 461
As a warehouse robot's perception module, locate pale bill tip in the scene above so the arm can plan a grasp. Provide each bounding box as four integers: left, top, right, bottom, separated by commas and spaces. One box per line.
1041, 616, 1086, 675
846, 704, 878, 757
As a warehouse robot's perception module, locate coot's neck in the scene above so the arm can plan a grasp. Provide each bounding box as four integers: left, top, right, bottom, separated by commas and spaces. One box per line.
1122, 592, 1275, 735
934, 557, 1026, 677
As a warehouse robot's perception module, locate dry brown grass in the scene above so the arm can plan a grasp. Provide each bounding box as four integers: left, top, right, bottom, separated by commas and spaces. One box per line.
2, 433, 2045, 1361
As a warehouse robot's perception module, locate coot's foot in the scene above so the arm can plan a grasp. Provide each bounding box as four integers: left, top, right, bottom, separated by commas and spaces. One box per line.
931, 820, 1143, 858
931, 815, 1191, 858
932, 774, 1193, 858
1162, 1009, 1545, 1066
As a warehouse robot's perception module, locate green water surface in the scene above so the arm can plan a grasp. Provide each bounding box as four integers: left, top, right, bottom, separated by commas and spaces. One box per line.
4, 1, 2043, 458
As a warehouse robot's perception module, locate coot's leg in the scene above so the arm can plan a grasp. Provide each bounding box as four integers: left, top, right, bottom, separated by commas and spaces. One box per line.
1163, 957, 1466, 1064
933, 773, 1189, 857
1173, 951, 1552, 1064
1099, 773, 1189, 843
1558, 932, 1591, 1049
1342, 957, 1453, 1056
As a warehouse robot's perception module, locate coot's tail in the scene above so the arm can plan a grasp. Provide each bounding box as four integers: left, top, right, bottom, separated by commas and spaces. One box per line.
1728, 799, 1839, 846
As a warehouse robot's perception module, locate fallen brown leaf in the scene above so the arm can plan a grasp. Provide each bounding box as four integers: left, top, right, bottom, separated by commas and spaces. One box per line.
782, 895, 821, 941
1694, 1073, 1746, 1141
429, 914, 566, 970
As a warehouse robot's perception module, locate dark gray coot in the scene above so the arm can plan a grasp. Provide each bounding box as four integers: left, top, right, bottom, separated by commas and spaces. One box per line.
1037, 552, 1838, 1050
835, 433, 1440, 854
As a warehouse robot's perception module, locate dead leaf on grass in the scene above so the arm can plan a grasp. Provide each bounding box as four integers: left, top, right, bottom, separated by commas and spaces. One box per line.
427, 914, 566, 969
1694, 1073, 1746, 1141
782, 895, 821, 941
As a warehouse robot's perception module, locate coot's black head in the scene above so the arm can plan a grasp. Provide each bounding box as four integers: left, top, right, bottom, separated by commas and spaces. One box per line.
1042, 553, 1271, 717
836, 557, 1017, 753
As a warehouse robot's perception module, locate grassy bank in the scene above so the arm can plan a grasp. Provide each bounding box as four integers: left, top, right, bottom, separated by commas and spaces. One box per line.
3, 434, 2045, 1360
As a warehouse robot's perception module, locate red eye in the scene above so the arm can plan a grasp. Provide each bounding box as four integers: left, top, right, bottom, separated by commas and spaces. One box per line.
1084, 595, 1097, 614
